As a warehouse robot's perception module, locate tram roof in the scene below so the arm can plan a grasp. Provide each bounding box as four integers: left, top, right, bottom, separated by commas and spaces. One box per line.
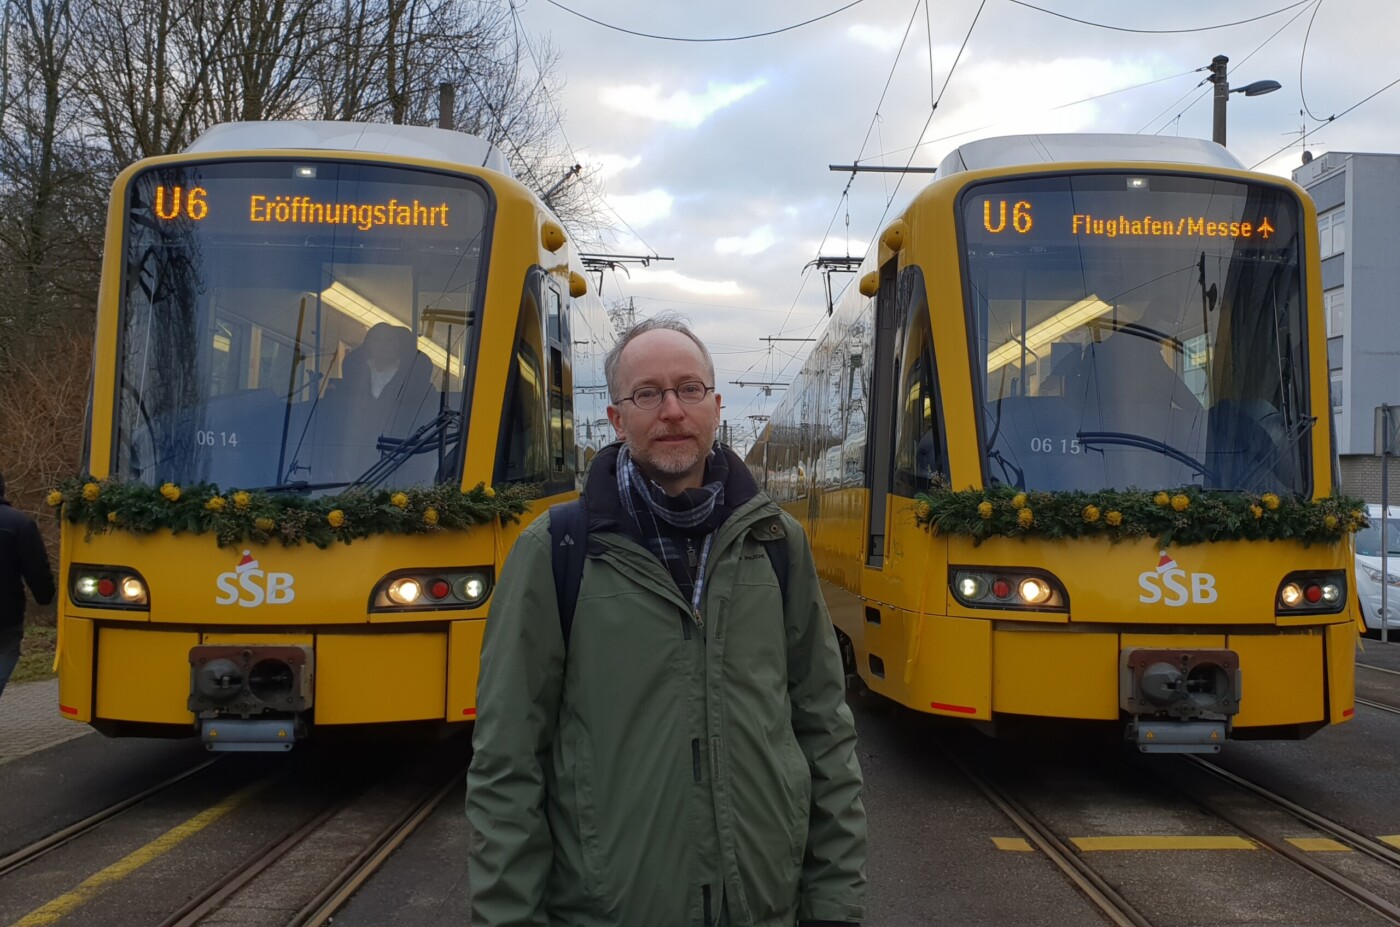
186, 121, 513, 177
937, 134, 1244, 176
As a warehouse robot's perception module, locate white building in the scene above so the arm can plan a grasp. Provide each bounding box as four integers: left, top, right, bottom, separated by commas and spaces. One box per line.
1292, 150, 1400, 500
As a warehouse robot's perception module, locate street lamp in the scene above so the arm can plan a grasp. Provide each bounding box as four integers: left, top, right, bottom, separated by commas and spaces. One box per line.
1208, 54, 1281, 147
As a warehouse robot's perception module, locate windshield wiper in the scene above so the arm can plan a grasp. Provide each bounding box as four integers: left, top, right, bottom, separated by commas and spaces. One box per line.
253, 480, 357, 494
1236, 415, 1317, 494
1076, 431, 1216, 483
351, 410, 462, 491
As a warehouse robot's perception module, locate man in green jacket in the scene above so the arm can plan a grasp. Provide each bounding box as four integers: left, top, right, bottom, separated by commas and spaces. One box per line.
467, 315, 867, 926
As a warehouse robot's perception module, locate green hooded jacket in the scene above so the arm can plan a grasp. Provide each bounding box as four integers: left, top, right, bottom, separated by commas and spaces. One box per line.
467, 449, 867, 926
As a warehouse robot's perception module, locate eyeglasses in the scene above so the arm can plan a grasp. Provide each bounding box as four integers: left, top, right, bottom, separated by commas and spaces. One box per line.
613, 380, 714, 411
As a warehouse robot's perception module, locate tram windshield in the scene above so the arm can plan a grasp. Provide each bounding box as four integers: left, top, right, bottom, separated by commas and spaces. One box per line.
113, 160, 489, 492
962, 173, 1310, 495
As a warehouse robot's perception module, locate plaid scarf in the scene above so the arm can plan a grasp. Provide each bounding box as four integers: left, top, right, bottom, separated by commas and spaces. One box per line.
616, 444, 728, 611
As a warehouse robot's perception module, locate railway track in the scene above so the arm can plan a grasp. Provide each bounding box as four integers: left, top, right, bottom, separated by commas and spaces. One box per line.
942, 730, 1400, 927
0, 757, 221, 879
156, 756, 464, 927
0, 739, 466, 927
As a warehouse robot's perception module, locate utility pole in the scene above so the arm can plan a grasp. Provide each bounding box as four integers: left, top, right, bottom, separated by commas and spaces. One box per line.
1209, 55, 1229, 147
438, 82, 455, 130
1207, 55, 1280, 148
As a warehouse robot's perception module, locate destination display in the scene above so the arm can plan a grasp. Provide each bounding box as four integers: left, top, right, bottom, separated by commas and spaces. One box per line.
131, 161, 484, 238
964, 174, 1296, 249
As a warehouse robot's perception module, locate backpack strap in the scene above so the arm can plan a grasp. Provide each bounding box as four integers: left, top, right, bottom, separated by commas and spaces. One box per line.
753, 515, 790, 606
548, 500, 588, 646
548, 502, 789, 647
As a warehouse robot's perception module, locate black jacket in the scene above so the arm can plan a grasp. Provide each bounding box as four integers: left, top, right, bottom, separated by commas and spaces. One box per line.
0, 498, 55, 628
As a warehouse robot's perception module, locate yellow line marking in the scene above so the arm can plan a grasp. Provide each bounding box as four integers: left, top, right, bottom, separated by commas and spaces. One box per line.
992, 837, 1034, 851
1381, 835, 1400, 849
10, 779, 268, 927
1072, 836, 1256, 851
1286, 837, 1350, 851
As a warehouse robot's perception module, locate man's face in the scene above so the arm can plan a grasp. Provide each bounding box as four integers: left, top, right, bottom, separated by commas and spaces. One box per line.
606, 329, 721, 493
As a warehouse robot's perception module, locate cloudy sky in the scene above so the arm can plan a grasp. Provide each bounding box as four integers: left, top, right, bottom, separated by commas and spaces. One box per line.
512, 0, 1400, 447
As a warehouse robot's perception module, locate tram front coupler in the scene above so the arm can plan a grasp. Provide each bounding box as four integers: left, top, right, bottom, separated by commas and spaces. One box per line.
1120, 647, 1241, 753
189, 644, 314, 751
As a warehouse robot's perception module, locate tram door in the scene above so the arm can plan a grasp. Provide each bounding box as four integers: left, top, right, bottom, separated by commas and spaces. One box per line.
865, 259, 901, 567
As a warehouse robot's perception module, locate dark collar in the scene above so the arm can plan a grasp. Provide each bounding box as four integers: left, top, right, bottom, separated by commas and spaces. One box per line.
581, 442, 757, 535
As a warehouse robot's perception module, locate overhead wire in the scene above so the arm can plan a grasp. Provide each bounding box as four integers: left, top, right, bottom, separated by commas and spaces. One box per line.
538, 0, 867, 42
1140, 0, 1317, 136
1005, 0, 1316, 34
1250, 72, 1400, 168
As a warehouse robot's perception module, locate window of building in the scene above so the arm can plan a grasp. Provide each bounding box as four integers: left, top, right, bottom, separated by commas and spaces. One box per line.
1319, 208, 1346, 258
1325, 288, 1346, 336
1330, 372, 1343, 413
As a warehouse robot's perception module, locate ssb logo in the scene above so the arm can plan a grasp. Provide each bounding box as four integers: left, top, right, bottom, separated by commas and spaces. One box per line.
215, 550, 295, 607
1138, 550, 1217, 607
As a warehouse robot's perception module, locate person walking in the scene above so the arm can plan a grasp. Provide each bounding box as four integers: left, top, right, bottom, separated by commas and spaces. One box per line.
0, 470, 56, 700
467, 315, 866, 926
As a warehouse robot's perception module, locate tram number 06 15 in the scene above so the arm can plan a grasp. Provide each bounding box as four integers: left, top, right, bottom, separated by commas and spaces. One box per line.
1030, 437, 1080, 454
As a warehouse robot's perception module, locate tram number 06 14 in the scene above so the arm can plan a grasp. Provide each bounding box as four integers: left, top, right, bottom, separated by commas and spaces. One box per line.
196, 430, 239, 447
1030, 437, 1080, 454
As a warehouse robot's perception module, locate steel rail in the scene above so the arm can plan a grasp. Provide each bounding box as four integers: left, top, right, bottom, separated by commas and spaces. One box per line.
291, 761, 466, 927
1181, 756, 1400, 924
0, 757, 221, 878
941, 745, 1155, 927
157, 791, 359, 927
1357, 662, 1400, 677
1357, 697, 1400, 717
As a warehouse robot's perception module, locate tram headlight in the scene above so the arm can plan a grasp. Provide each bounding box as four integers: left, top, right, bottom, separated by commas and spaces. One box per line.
950, 567, 1066, 612
69, 564, 150, 610
387, 578, 422, 605
956, 575, 986, 601
1275, 570, 1346, 615
372, 568, 494, 611
1018, 577, 1052, 605
119, 576, 148, 604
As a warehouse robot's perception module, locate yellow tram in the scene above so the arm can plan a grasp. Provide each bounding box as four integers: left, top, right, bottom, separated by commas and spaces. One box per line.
749, 134, 1359, 751
53, 121, 601, 749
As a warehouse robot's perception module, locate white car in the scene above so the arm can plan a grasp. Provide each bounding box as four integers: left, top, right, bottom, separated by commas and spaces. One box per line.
1356, 503, 1400, 637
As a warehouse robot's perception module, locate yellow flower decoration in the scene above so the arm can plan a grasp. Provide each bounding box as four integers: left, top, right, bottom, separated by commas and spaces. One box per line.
424, 507, 440, 526
255, 517, 276, 532
46, 490, 64, 507
1250, 504, 1263, 519
205, 496, 227, 512
1011, 493, 1027, 510
160, 482, 181, 502
233, 491, 252, 511
914, 500, 931, 520
1153, 491, 1170, 507
1324, 514, 1339, 531
1261, 493, 1280, 511
1105, 510, 1123, 526
390, 492, 409, 509
1171, 494, 1189, 512
1082, 505, 1100, 523
484, 485, 496, 498
327, 509, 345, 528
1017, 507, 1034, 528
106, 511, 119, 524
977, 500, 993, 519
82, 482, 101, 502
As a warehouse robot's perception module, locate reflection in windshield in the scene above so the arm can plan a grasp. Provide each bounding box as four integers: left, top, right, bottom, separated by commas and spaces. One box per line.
964, 173, 1309, 494
114, 160, 488, 493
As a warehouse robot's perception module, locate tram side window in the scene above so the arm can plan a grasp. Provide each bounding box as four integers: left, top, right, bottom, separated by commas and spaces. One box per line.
498, 341, 550, 484
894, 281, 945, 497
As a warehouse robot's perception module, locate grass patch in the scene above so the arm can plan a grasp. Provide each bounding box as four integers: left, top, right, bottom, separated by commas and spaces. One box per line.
14, 624, 57, 685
